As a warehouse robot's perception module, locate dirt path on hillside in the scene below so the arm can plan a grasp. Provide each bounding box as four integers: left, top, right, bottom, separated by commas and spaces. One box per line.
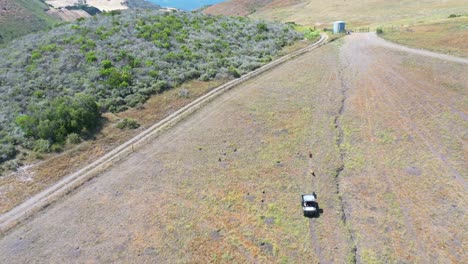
0, 33, 466, 263
372, 32, 468, 64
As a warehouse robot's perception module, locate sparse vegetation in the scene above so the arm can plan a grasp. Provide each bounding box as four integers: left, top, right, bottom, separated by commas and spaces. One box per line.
0, 9, 302, 171
448, 14, 463, 18
116, 118, 140, 130
381, 16, 468, 57
293, 24, 320, 40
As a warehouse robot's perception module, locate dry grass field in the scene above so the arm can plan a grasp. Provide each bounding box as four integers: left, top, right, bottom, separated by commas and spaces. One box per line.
0, 0, 57, 43
205, 0, 468, 28
381, 16, 468, 58
46, 8, 91, 21
46, 0, 128, 11
0, 33, 466, 262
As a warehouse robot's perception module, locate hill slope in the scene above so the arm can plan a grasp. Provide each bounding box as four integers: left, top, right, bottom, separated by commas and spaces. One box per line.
0, 10, 302, 172
0, 0, 58, 44
0, 0, 161, 44
205, 0, 468, 27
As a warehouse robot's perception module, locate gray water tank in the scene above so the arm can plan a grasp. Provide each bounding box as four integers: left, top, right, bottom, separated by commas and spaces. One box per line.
333, 21, 346, 34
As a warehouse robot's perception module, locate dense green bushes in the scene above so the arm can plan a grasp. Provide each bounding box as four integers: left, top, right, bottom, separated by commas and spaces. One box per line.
116, 118, 140, 130
15, 94, 100, 145
0, 9, 303, 170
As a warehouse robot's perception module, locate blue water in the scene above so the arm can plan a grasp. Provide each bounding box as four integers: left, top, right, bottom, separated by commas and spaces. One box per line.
148, 0, 225, 11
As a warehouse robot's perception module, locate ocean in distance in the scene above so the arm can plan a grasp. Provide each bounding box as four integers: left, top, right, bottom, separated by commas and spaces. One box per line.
147, 0, 226, 11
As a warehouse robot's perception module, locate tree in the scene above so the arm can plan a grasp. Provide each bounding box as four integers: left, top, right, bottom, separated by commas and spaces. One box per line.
16, 93, 101, 146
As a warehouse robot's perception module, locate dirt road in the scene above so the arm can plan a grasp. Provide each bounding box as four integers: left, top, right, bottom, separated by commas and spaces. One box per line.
0, 33, 466, 263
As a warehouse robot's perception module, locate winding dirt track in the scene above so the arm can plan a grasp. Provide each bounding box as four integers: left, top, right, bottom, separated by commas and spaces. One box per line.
0, 33, 466, 263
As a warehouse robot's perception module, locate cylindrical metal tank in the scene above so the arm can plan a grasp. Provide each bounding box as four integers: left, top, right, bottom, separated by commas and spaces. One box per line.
333, 21, 346, 34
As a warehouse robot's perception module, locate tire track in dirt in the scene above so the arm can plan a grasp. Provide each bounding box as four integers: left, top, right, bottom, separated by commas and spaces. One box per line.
308, 220, 326, 263
339, 34, 433, 262
366, 71, 443, 263
360, 44, 463, 262
307, 151, 325, 264
305, 72, 334, 264
371, 69, 464, 261
371, 56, 467, 189
364, 77, 430, 260
305, 65, 357, 263
333, 58, 358, 263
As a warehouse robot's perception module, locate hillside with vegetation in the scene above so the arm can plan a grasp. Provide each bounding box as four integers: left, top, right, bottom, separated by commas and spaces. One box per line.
0, 0, 161, 44
0, 10, 302, 172
0, 0, 58, 44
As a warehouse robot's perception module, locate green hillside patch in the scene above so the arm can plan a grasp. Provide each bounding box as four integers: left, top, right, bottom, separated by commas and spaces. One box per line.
0, 10, 302, 172
0, 0, 58, 44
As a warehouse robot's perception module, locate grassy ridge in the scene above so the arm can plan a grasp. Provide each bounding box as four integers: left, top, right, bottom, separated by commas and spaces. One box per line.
205, 0, 468, 28
0, 10, 302, 172
0, 0, 58, 44
379, 16, 468, 58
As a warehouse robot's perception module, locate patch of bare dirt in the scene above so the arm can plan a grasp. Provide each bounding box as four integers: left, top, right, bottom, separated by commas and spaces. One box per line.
46, 0, 127, 11
47, 8, 90, 21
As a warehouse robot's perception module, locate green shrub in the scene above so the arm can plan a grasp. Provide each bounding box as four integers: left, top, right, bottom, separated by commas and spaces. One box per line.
30, 50, 42, 61
40, 44, 58, 52
304, 29, 319, 40
228, 66, 241, 78
66, 133, 81, 145
33, 90, 45, 98
16, 94, 101, 144
33, 139, 51, 153
51, 144, 63, 152
376, 27, 384, 34
0, 143, 16, 162
116, 118, 140, 130
4, 159, 20, 171
257, 23, 269, 33
86, 51, 98, 63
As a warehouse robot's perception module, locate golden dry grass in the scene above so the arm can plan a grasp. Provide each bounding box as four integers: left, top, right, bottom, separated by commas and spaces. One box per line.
205, 0, 468, 29
380, 16, 468, 58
